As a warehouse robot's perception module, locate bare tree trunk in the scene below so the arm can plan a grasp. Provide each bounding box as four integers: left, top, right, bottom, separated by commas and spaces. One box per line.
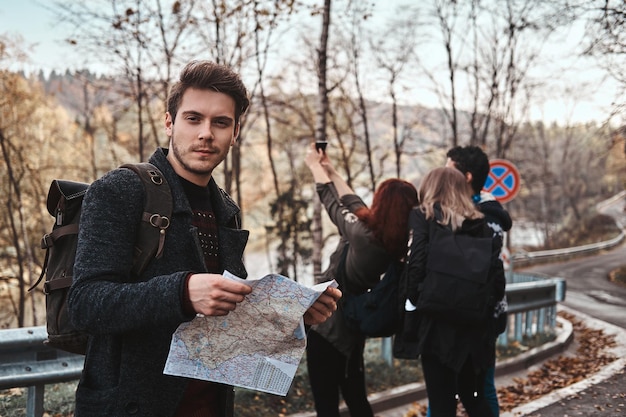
468, 0, 481, 146
136, 68, 145, 161
355, 76, 375, 192
369, 6, 420, 178
391, 88, 401, 178
347, 3, 376, 191
253, 2, 287, 274
229, 136, 240, 199
312, 0, 331, 283
436, 0, 459, 147
0, 131, 27, 327
79, 78, 99, 179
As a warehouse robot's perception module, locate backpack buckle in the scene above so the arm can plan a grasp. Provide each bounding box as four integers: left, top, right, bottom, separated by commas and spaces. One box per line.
41, 233, 53, 249
146, 169, 163, 185
149, 214, 170, 230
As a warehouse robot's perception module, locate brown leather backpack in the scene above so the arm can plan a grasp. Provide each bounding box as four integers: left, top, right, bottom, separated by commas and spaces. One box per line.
29, 163, 172, 354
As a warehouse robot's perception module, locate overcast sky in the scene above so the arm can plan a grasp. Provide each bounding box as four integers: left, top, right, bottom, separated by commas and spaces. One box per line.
1, 0, 71, 72
1, 0, 622, 125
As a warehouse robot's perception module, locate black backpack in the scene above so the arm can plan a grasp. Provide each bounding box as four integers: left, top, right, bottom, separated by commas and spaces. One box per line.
29, 163, 172, 355
415, 221, 494, 325
336, 242, 403, 338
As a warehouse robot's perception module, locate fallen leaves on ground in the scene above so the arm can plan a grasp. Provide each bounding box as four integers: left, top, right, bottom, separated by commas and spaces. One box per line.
402, 311, 618, 417
497, 311, 617, 412
400, 401, 428, 417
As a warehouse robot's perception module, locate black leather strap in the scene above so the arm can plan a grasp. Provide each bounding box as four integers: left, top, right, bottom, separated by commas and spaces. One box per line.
121, 163, 173, 276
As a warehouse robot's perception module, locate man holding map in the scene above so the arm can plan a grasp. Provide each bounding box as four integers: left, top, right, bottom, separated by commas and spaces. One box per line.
68, 60, 341, 417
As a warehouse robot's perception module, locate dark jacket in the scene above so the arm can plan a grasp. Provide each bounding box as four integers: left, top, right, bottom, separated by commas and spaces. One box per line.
310, 182, 391, 357
404, 207, 505, 373
478, 192, 513, 240
68, 147, 249, 417
478, 192, 513, 334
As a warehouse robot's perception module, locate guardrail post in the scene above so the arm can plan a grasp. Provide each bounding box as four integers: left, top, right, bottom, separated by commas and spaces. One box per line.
514, 313, 523, 342
497, 331, 508, 347
524, 310, 534, 337
554, 278, 566, 302
548, 305, 557, 328
27, 385, 45, 417
381, 337, 392, 366
537, 308, 546, 333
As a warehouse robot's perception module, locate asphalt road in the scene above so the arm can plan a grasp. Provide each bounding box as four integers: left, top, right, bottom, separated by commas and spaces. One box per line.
518, 194, 626, 330
507, 195, 626, 417
517, 243, 626, 329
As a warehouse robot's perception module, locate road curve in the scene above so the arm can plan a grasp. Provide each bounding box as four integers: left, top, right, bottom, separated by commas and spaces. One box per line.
518, 192, 626, 329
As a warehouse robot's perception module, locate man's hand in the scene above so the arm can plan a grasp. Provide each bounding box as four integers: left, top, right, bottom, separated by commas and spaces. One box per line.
187, 273, 252, 316
304, 286, 342, 326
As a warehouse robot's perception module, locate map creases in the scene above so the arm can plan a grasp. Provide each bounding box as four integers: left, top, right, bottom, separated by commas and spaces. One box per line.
164, 272, 337, 396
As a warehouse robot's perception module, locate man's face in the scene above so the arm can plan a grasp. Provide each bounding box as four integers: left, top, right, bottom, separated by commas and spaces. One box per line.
165, 88, 239, 186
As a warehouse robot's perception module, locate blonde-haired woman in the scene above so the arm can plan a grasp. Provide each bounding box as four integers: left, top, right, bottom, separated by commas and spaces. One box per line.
404, 167, 505, 417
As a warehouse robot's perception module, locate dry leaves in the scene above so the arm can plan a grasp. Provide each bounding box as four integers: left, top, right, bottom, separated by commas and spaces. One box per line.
497, 311, 617, 411
402, 311, 619, 417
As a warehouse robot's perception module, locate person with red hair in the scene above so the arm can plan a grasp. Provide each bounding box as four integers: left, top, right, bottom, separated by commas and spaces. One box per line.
304, 143, 418, 417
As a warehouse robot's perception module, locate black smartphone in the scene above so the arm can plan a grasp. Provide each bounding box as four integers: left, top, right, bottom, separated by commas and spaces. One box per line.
315, 141, 328, 152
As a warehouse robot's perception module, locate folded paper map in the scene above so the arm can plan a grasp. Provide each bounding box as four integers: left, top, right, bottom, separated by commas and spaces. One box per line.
164, 272, 337, 396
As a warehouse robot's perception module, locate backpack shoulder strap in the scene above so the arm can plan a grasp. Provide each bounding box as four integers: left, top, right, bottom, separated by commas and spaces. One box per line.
121, 163, 173, 277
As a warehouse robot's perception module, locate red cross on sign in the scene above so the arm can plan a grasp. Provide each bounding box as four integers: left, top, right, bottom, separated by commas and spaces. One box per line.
483, 159, 521, 204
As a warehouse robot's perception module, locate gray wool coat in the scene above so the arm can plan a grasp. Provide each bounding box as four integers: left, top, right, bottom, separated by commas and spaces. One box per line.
68, 147, 249, 417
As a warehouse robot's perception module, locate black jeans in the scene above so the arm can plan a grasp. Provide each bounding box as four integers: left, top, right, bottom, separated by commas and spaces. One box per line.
421, 353, 494, 417
306, 330, 373, 417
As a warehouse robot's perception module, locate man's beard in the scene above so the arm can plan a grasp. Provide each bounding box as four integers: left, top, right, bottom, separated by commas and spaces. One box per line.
170, 130, 223, 177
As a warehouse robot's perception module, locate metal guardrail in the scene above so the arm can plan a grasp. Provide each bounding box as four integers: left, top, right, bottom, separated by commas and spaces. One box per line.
511, 232, 625, 267
497, 275, 566, 347
595, 190, 626, 213
507, 280, 557, 313
512, 192, 626, 268
0, 278, 566, 417
0, 328, 83, 389
0, 327, 83, 417
382, 273, 566, 364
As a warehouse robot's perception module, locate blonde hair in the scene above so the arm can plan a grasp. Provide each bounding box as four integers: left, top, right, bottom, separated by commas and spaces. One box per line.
418, 167, 483, 230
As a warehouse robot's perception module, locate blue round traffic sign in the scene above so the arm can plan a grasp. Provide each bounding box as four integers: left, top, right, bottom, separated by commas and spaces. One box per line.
484, 159, 520, 203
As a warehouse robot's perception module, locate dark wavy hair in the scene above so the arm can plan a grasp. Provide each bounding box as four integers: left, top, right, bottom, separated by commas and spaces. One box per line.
167, 60, 250, 124
355, 179, 418, 260
446, 145, 490, 195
